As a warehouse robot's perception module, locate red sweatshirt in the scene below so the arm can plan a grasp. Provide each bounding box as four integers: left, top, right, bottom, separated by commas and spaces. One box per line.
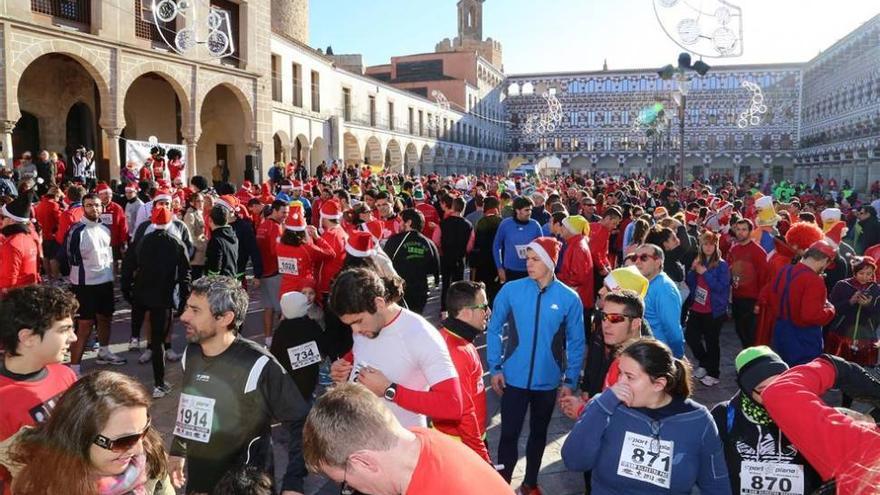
255, 218, 283, 276
100, 200, 128, 248
55, 204, 83, 244
317, 226, 348, 296
768, 262, 835, 328
588, 222, 612, 275
557, 234, 595, 308
763, 359, 880, 494
276, 237, 334, 297
33, 196, 61, 243
728, 239, 768, 299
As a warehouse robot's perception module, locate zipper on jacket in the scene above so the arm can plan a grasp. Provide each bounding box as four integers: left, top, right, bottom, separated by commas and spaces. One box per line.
525, 285, 545, 389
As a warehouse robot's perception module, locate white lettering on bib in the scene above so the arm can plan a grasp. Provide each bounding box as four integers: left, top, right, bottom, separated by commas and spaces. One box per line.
617, 432, 674, 489
515, 244, 529, 259
278, 257, 299, 275
287, 341, 321, 370
173, 393, 215, 443
100, 213, 113, 225
739, 461, 804, 495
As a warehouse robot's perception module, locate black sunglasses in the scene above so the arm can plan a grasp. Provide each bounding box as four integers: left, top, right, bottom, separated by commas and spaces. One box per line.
93, 418, 151, 452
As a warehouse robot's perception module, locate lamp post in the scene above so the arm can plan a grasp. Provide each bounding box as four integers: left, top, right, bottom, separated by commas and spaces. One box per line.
658, 53, 710, 186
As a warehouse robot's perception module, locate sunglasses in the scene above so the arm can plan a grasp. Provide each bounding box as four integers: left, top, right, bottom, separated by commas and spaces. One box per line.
634, 253, 660, 262
603, 313, 635, 324
467, 303, 490, 311
93, 419, 151, 452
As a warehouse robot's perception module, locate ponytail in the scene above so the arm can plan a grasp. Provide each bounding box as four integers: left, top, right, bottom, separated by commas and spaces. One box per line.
667, 359, 692, 398
621, 339, 693, 399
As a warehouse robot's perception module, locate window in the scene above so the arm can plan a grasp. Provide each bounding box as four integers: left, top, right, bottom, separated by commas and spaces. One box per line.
342, 88, 351, 122
388, 102, 395, 131
310, 71, 320, 112
369, 96, 376, 127
271, 54, 282, 102
292, 63, 302, 107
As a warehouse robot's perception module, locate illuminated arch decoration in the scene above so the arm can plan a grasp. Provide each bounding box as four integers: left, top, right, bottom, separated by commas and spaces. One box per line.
152, 0, 236, 58
522, 90, 564, 139
653, 0, 743, 58
427, 89, 451, 132
737, 80, 767, 128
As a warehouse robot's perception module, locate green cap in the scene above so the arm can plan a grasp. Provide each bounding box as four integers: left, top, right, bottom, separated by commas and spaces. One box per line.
735, 346, 781, 372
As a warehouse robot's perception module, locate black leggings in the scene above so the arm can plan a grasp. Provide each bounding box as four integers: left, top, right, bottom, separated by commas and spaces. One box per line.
497, 386, 557, 486
685, 311, 724, 378
440, 262, 465, 311
147, 307, 172, 388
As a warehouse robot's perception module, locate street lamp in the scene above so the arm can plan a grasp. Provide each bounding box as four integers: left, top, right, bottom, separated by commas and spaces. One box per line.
658, 52, 710, 185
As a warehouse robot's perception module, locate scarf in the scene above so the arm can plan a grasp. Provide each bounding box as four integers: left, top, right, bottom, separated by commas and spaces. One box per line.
95, 454, 148, 495
442, 317, 481, 343
741, 395, 773, 426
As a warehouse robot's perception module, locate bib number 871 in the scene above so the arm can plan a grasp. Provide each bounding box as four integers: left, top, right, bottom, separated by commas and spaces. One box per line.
751, 476, 792, 492
631, 448, 670, 472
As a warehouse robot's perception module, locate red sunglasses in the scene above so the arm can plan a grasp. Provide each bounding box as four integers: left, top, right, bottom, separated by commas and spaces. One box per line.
602, 313, 635, 324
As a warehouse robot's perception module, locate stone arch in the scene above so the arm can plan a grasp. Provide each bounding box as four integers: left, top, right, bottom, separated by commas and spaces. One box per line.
434, 147, 445, 165
198, 84, 252, 181
8, 41, 112, 125
507, 82, 521, 96
272, 131, 290, 163
311, 137, 328, 173
467, 150, 475, 166
456, 149, 466, 165
293, 134, 310, 166
122, 72, 187, 145
198, 81, 254, 145
364, 136, 382, 165
386, 139, 403, 173
343, 132, 360, 166
420, 144, 433, 175
404, 142, 419, 174
119, 63, 191, 133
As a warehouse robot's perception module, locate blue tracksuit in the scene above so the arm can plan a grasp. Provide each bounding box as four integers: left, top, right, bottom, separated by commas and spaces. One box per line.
487, 276, 585, 389
563, 389, 731, 495
492, 217, 543, 272
645, 272, 685, 357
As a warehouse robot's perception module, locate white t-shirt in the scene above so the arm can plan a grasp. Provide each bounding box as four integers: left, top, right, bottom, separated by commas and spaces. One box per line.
348, 309, 458, 428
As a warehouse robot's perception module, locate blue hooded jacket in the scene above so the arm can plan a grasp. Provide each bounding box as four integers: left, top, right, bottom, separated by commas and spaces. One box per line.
487, 276, 585, 390
685, 259, 731, 319
492, 216, 543, 272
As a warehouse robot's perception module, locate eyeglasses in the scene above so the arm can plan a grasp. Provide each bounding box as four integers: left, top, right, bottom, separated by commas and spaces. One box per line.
624, 254, 637, 262
602, 313, 635, 324
467, 303, 490, 311
634, 253, 660, 262
340, 459, 354, 495
93, 418, 151, 452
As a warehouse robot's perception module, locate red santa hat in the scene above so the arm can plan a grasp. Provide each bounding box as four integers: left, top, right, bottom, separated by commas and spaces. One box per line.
151, 206, 173, 229
153, 188, 172, 203
825, 222, 847, 245
96, 182, 112, 195
346, 230, 376, 257
320, 199, 343, 221
284, 201, 307, 232
292, 180, 304, 191
526, 237, 561, 271
215, 194, 240, 212
365, 220, 384, 241
124, 182, 140, 193
809, 239, 838, 260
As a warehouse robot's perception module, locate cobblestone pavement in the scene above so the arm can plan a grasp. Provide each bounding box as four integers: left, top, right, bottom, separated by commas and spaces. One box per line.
83, 283, 746, 494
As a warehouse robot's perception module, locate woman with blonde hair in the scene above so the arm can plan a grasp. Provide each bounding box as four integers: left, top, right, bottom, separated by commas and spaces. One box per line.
684, 230, 731, 387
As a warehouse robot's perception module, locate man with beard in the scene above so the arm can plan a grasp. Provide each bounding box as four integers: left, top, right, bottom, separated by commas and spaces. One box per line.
170, 276, 309, 495
727, 219, 768, 347
328, 268, 463, 429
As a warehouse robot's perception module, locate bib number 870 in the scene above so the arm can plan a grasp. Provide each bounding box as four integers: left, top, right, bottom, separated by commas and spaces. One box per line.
751, 476, 793, 492
631, 448, 670, 472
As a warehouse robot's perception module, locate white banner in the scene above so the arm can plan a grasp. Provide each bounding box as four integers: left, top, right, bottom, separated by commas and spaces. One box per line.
124, 139, 187, 182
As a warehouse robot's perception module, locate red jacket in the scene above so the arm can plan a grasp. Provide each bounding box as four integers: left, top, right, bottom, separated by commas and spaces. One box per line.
0, 225, 41, 293
317, 225, 348, 295
727, 239, 768, 299
763, 358, 880, 494
768, 262, 835, 328
433, 324, 491, 462
416, 202, 441, 238
557, 234, 594, 308
588, 222, 612, 274
56, 204, 83, 244
277, 237, 335, 297
100, 200, 128, 248
256, 218, 284, 276
34, 196, 61, 243
755, 240, 797, 345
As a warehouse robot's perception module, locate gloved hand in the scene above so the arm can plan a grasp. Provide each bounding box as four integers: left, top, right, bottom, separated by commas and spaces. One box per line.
820, 354, 880, 405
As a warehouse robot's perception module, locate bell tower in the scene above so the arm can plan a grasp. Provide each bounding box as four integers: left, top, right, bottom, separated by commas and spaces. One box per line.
458, 0, 484, 42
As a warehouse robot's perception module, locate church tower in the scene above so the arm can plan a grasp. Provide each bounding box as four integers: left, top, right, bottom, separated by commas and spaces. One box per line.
458, 0, 484, 42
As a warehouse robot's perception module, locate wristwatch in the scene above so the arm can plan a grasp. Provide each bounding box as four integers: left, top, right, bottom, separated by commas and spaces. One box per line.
383, 383, 398, 402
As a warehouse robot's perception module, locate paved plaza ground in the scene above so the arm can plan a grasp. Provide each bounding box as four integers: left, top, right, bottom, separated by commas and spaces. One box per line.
81, 281, 748, 495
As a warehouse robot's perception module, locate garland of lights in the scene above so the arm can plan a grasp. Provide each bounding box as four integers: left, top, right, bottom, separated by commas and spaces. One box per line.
522, 91, 564, 139
426, 90, 451, 132
737, 80, 767, 128
652, 0, 743, 58
152, 0, 235, 58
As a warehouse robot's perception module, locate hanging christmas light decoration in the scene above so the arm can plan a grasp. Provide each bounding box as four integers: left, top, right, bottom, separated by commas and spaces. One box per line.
737, 80, 767, 128
427, 90, 451, 132
152, 0, 236, 58
652, 0, 743, 58
522, 90, 564, 140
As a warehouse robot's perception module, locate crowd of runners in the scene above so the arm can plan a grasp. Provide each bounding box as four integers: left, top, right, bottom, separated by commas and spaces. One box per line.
2, 154, 880, 494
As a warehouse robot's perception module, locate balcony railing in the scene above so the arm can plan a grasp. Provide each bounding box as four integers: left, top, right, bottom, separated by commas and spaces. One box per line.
32, 0, 90, 28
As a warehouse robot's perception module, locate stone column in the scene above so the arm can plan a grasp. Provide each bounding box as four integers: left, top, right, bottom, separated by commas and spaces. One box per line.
103, 127, 122, 182
1, 120, 16, 165
247, 142, 263, 182
183, 134, 199, 179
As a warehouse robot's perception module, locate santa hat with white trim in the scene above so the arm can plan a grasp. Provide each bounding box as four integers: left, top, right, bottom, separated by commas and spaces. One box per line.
526, 237, 561, 271
153, 188, 172, 203
95, 182, 112, 196
284, 201, 307, 232
320, 199, 343, 221
346, 230, 376, 258
1, 191, 32, 223
124, 182, 140, 193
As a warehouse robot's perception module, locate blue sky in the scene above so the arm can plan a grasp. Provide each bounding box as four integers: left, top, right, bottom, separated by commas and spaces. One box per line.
310, 0, 880, 74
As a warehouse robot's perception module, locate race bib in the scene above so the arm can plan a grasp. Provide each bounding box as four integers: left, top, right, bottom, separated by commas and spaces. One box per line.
278, 257, 299, 275
100, 213, 113, 225
349, 361, 371, 383
287, 341, 321, 370
739, 461, 804, 495
515, 244, 529, 259
694, 286, 709, 306
173, 393, 215, 443
617, 432, 674, 489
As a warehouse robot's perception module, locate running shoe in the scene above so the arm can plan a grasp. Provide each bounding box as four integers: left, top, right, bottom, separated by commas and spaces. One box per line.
138, 349, 153, 364
166, 349, 183, 362
700, 375, 721, 387
693, 367, 708, 379
516, 484, 543, 495
96, 349, 127, 366
129, 338, 141, 351
152, 384, 173, 399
